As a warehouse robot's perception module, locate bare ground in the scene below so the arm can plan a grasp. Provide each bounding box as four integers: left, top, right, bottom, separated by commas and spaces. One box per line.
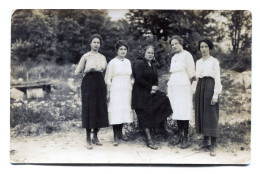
10, 125, 250, 165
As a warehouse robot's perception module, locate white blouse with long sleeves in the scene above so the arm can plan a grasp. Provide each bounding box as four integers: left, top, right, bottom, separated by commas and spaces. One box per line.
74, 52, 107, 75
195, 56, 222, 99
168, 50, 195, 87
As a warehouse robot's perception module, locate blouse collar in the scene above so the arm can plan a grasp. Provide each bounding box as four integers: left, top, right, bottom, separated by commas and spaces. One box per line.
116, 57, 125, 61
200, 56, 213, 63
86, 51, 101, 57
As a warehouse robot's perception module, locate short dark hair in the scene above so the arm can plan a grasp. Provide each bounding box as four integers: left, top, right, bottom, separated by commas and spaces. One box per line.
198, 39, 214, 50
115, 40, 129, 52
89, 34, 103, 46
169, 35, 184, 46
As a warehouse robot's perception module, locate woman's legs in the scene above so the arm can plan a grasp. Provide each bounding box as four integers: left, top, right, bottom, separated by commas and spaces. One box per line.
144, 128, 158, 150
181, 120, 190, 149
210, 137, 217, 156
171, 120, 183, 146
200, 136, 210, 149
118, 124, 128, 141
113, 125, 119, 146
92, 128, 102, 146
86, 129, 93, 149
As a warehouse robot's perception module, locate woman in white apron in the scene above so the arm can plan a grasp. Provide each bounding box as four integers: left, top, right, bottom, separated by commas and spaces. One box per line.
167, 35, 195, 149
105, 40, 133, 146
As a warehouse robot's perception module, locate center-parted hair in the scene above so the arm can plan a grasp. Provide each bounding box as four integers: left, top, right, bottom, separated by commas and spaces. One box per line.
198, 39, 214, 50
115, 40, 129, 52
89, 34, 103, 46
144, 45, 154, 53
169, 35, 184, 46
143, 45, 155, 57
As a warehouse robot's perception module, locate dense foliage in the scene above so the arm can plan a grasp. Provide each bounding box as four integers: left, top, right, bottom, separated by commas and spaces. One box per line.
11, 9, 252, 72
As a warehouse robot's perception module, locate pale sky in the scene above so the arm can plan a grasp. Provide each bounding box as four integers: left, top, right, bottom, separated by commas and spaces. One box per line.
107, 9, 129, 21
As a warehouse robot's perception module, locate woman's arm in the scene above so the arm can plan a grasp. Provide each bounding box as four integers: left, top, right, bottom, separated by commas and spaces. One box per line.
104, 61, 113, 86
185, 53, 196, 84
211, 59, 222, 105
213, 59, 222, 100
151, 64, 159, 93
104, 61, 113, 101
75, 56, 86, 76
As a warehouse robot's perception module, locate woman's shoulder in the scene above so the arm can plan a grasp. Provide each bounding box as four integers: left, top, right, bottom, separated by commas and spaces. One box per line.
211, 56, 219, 61
196, 58, 203, 64
183, 50, 193, 57
133, 58, 145, 66
82, 52, 91, 57
107, 57, 117, 64
83, 52, 105, 58
80, 52, 89, 59
210, 56, 220, 64
125, 58, 132, 63
98, 52, 106, 59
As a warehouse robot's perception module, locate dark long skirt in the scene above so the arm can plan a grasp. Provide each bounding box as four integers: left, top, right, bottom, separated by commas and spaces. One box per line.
81, 72, 109, 129
195, 77, 219, 137
135, 91, 173, 129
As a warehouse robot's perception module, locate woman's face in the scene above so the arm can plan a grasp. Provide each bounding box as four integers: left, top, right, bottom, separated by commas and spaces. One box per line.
171, 39, 183, 53
144, 47, 154, 62
117, 46, 127, 58
90, 38, 101, 51
200, 42, 210, 57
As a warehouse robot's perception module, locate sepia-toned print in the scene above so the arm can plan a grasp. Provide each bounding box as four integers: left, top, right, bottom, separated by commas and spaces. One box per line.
10, 9, 251, 164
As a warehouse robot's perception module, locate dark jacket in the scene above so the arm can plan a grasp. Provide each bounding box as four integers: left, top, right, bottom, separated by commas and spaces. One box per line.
131, 58, 158, 109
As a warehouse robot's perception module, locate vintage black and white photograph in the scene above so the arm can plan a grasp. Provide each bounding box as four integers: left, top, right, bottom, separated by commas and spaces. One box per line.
9, 8, 252, 165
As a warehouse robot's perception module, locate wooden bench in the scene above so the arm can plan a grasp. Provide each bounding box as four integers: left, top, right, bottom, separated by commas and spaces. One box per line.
11, 81, 52, 99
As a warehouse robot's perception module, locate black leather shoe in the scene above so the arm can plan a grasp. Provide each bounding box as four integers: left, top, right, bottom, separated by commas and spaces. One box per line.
86, 139, 93, 150
147, 140, 158, 150
171, 132, 182, 146
180, 137, 190, 149
92, 138, 102, 146
119, 134, 128, 141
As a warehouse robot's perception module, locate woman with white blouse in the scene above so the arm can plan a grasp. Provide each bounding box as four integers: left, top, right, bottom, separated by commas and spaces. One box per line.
167, 35, 196, 149
194, 39, 222, 157
105, 40, 133, 146
75, 34, 109, 150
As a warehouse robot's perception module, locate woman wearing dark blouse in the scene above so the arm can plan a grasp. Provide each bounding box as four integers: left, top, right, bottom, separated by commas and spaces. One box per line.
75, 34, 109, 150
132, 45, 173, 150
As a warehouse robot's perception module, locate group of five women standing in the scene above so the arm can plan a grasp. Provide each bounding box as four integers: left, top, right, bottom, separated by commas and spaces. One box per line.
74, 34, 222, 157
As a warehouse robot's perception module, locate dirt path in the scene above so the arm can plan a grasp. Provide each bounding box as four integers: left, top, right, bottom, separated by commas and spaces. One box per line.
10, 127, 250, 165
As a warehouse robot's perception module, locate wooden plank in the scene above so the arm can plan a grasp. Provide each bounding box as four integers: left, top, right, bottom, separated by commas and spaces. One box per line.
11, 81, 52, 89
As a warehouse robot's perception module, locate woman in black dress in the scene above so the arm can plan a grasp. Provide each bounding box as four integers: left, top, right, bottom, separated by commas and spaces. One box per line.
75, 34, 109, 150
132, 45, 173, 150
194, 39, 222, 156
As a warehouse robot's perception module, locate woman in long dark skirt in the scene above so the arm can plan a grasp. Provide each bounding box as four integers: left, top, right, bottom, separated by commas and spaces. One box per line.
132, 45, 173, 150
194, 39, 222, 156
75, 34, 109, 150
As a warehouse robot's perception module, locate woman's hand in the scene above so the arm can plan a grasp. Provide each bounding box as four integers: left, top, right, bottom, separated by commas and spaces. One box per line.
152, 86, 159, 91
190, 76, 196, 84
151, 86, 159, 94
106, 92, 110, 102
151, 89, 156, 94
211, 97, 218, 105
